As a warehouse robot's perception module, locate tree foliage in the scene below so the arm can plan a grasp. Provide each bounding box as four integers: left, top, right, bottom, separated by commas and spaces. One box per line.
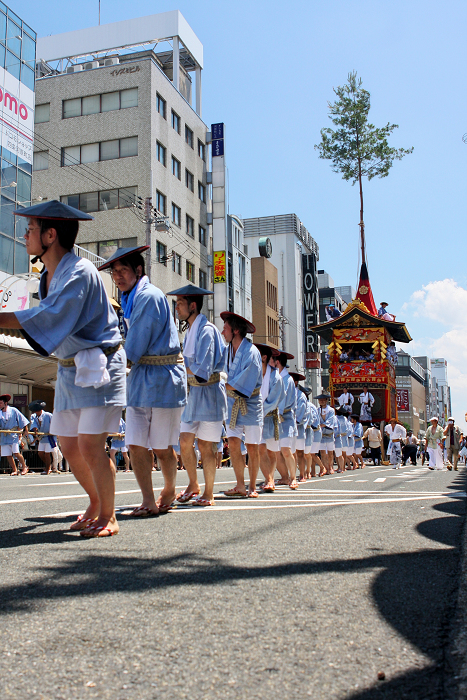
315, 71, 413, 185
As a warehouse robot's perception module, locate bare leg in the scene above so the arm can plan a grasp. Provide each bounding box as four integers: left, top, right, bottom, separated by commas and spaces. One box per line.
128, 444, 159, 511
297, 449, 306, 481
154, 447, 178, 507
123, 452, 131, 471
6, 454, 18, 475
259, 443, 271, 482
281, 446, 297, 488
313, 453, 325, 477
226, 437, 247, 495
275, 451, 289, 484
246, 443, 260, 495
179, 432, 200, 497
336, 454, 345, 472
267, 450, 277, 482
198, 439, 217, 501
15, 451, 28, 474
109, 448, 118, 468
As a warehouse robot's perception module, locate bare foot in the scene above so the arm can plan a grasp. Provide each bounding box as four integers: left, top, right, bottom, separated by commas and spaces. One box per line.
80, 517, 119, 538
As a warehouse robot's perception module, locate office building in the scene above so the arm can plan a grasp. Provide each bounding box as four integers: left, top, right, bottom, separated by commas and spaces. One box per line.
395, 351, 426, 435
227, 214, 251, 321
243, 213, 319, 390
251, 253, 280, 350
429, 358, 451, 425
32, 11, 210, 307
318, 270, 350, 391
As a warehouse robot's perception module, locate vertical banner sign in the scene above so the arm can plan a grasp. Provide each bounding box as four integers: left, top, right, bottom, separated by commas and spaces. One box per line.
396, 389, 409, 412
0, 65, 34, 164
302, 253, 319, 366
213, 251, 226, 283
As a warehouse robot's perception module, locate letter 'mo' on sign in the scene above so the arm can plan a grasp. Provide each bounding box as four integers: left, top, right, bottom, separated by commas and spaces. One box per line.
302, 253, 319, 361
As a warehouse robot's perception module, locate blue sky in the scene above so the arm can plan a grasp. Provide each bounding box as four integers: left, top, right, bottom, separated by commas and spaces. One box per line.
12, 0, 467, 425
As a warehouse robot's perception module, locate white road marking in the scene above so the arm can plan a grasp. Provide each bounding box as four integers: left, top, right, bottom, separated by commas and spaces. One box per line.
374, 478, 387, 482
354, 480, 368, 482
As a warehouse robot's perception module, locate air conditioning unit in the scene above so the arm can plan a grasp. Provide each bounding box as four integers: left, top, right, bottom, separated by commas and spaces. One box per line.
104, 57, 119, 66
84, 61, 99, 70
66, 64, 83, 74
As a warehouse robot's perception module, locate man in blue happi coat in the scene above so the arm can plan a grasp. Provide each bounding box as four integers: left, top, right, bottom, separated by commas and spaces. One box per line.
166, 283, 227, 507
255, 343, 283, 493
221, 312, 263, 498
28, 399, 57, 475
1, 201, 126, 537
0, 394, 29, 476
100, 247, 187, 517
289, 372, 307, 482
275, 352, 299, 489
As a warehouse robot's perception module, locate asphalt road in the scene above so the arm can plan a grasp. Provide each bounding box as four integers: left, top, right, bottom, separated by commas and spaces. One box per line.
0, 461, 465, 700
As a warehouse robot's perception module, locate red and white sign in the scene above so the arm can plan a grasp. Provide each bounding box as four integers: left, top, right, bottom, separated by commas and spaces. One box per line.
0, 66, 34, 165
396, 389, 409, 412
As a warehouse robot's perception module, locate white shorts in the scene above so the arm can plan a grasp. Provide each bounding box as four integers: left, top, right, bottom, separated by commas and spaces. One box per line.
226, 424, 262, 444
279, 436, 295, 450
1, 443, 20, 456
321, 441, 335, 453
310, 442, 321, 454
295, 438, 305, 451
126, 406, 182, 450
38, 441, 54, 453
180, 420, 223, 443
50, 406, 121, 438
111, 445, 128, 453
304, 444, 312, 455
354, 447, 362, 455
334, 448, 344, 457
262, 437, 280, 453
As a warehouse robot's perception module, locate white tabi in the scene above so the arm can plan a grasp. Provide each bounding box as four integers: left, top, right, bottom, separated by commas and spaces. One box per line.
226, 339, 263, 444
260, 365, 284, 452
181, 313, 227, 442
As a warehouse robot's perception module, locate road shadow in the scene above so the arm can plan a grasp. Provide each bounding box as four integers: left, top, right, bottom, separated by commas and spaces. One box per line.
0, 471, 465, 699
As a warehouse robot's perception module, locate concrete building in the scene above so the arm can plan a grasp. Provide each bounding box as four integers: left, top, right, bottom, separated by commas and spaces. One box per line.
429, 358, 451, 425
243, 214, 319, 388
335, 285, 356, 306
317, 270, 349, 391
32, 11, 210, 311
227, 214, 251, 321
395, 351, 427, 435
250, 255, 280, 350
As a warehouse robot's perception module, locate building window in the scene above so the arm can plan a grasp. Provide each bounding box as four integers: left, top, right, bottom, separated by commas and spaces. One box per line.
156, 190, 166, 215
171, 110, 180, 133
63, 88, 138, 119
171, 156, 181, 180
157, 141, 166, 166
199, 269, 207, 289
199, 225, 206, 247
156, 240, 168, 266
267, 281, 278, 311
185, 125, 194, 148
198, 182, 206, 203
33, 151, 48, 171
185, 169, 194, 192
97, 237, 137, 260
186, 261, 195, 282
186, 214, 194, 238
267, 316, 279, 344
34, 103, 50, 124
61, 186, 137, 213
171, 202, 181, 227
172, 252, 181, 275
157, 93, 166, 119
62, 137, 138, 166
198, 139, 205, 160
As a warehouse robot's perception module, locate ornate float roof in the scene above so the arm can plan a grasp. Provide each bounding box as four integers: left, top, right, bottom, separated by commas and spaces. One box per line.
311, 299, 412, 344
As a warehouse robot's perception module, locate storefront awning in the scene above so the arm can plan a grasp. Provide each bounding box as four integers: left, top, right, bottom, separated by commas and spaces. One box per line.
0, 334, 58, 386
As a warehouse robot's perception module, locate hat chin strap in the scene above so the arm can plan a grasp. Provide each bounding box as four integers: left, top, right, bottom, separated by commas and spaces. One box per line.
31, 232, 49, 265
180, 308, 195, 333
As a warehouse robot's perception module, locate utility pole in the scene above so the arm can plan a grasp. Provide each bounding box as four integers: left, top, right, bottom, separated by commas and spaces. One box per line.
279, 306, 288, 351
144, 197, 152, 281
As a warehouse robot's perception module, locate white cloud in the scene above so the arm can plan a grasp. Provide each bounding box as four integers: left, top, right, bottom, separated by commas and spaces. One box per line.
404, 279, 467, 426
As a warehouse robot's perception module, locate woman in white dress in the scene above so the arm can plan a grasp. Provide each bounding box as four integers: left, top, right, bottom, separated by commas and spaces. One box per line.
424, 417, 444, 470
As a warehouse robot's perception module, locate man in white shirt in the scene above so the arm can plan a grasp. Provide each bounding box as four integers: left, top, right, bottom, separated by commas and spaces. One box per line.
363, 424, 382, 465
337, 387, 354, 410
402, 430, 418, 466
384, 419, 407, 469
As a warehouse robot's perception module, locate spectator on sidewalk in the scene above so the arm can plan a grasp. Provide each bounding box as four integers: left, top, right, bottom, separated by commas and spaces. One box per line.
364, 424, 382, 465
443, 418, 461, 471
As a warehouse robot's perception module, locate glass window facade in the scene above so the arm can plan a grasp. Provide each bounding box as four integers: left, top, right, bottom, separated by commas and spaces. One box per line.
0, 4, 36, 274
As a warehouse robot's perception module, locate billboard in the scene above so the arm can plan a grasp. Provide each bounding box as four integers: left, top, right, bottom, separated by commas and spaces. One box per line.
213, 251, 226, 283
302, 253, 319, 365
397, 389, 409, 412
0, 65, 34, 165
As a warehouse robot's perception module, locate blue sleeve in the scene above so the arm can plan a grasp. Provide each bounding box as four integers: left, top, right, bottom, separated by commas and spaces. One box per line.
229, 350, 262, 397
188, 326, 216, 381
324, 408, 335, 429
295, 393, 307, 424
263, 374, 283, 413
15, 268, 91, 355
15, 409, 29, 429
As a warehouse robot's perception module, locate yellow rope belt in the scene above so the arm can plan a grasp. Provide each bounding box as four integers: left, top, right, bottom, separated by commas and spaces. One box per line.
227, 387, 261, 428
58, 343, 122, 367
0, 429, 24, 434
130, 352, 184, 367
266, 407, 283, 440
187, 372, 221, 387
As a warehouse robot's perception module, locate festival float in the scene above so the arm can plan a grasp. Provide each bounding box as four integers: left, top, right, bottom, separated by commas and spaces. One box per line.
311, 256, 412, 424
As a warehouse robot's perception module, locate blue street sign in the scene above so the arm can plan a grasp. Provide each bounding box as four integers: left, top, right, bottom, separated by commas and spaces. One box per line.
211, 123, 224, 140
212, 138, 224, 157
